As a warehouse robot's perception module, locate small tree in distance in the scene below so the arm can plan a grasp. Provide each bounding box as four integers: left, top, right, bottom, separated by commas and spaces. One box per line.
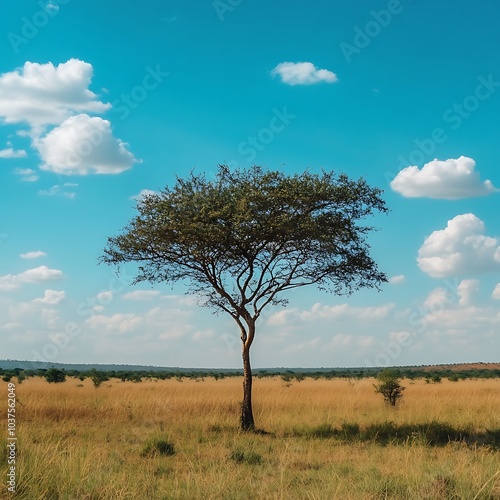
44, 368, 66, 384
89, 369, 109, 388
101, 165, 388, 430
374, 369, 405, 406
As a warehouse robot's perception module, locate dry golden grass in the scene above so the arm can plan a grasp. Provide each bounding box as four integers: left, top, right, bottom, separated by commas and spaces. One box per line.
1, 376, 499, 499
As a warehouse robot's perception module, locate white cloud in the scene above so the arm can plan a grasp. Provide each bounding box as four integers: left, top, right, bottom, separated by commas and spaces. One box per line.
34, 114, 138, 175
192, 329, 215, 341
329, 334, 375, 349
388, 275, 405, 285
492, 284, 500, 300
96, 291, 113, 303
38, 183, 78, 198
86, 313, 143, 334
0, 266, 64, 291
271, 62, 338, 86
20, 251, 47, 259
285, 336, 322, 353
422, 287, 453, 311
267, 302, 394, 325
0, 148, 27, 158
0, 59, 110, 127
420, 288, 500, 335
33, 289, 65, 305
130, 189, 158, 202
391, 156, 498, 199
301, 302, 394, 321
122, 290, 160, 300
85, 306, 192, 339
417, 214, 500, 277
14, 168, 39, 182
457, 279, 479, 307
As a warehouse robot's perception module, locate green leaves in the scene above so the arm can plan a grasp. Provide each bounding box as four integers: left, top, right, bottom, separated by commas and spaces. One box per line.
101, 165, 388, 321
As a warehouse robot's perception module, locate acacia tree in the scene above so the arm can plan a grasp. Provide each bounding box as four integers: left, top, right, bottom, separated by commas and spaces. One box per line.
101, 165, 388, 430
374, 369, 405, 406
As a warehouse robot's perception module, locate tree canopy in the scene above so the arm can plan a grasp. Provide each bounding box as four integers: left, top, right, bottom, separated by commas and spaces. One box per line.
101, 165, 388, 429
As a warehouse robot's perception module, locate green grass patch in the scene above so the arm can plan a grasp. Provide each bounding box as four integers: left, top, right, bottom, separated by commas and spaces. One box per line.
288, 421, 500, 448
141, 438, 176, 457
229, 448, 263, 465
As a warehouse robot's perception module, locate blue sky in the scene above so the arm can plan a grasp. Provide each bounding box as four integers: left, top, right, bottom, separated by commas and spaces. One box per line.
1, 0, 499, 368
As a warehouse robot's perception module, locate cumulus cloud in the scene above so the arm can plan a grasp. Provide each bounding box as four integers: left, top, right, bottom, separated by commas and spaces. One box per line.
492, 284, 500, 300
267, 302, 394, 325
391, 156, 498, 199
85, 306, 192, 339
0, 59, 110, 127
422, 287, 452, 311
86, 313, 143, 334
0, 59, 139, 178
20, 251, 47, 259
388, 275, 405, 285
14, 168, 39, 182
130, 189, 158, 202
0, 148, 27, 158
457, 279, 479, 307
33, 289, 66, 305
0, 266, 64, 291
122, 290, 161, 300
38, 183, 78, 198
301, 302, 394, 321
419, 281, 500, 337
96, 291, 113, 303
271, 62, 338, 85
417, 214, 500, 277
34, 114, 138, 175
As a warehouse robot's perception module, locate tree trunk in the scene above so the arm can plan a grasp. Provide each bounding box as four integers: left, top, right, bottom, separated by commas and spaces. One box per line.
240, 321, 255, 431
240, 343, 254, 430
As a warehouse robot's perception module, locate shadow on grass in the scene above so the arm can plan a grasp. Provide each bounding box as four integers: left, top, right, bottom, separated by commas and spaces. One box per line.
287, 421, 500, 449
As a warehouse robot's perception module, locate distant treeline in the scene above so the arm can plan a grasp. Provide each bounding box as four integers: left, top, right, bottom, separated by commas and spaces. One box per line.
1, 365, 500, 384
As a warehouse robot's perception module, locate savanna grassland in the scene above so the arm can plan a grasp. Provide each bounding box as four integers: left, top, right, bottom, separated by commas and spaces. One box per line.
1, 376, 500, 499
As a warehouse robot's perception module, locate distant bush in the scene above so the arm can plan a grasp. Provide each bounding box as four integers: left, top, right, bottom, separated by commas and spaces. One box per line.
44, 368, 66, 383
88, 369, 109, 388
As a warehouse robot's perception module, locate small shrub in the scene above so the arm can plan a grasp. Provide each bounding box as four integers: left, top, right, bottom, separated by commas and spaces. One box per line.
89, 369, 109, 388
374, 369, 405, 406
230, 450, 245, 463
230, 449, 263, 465
141, 438, 175, 457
